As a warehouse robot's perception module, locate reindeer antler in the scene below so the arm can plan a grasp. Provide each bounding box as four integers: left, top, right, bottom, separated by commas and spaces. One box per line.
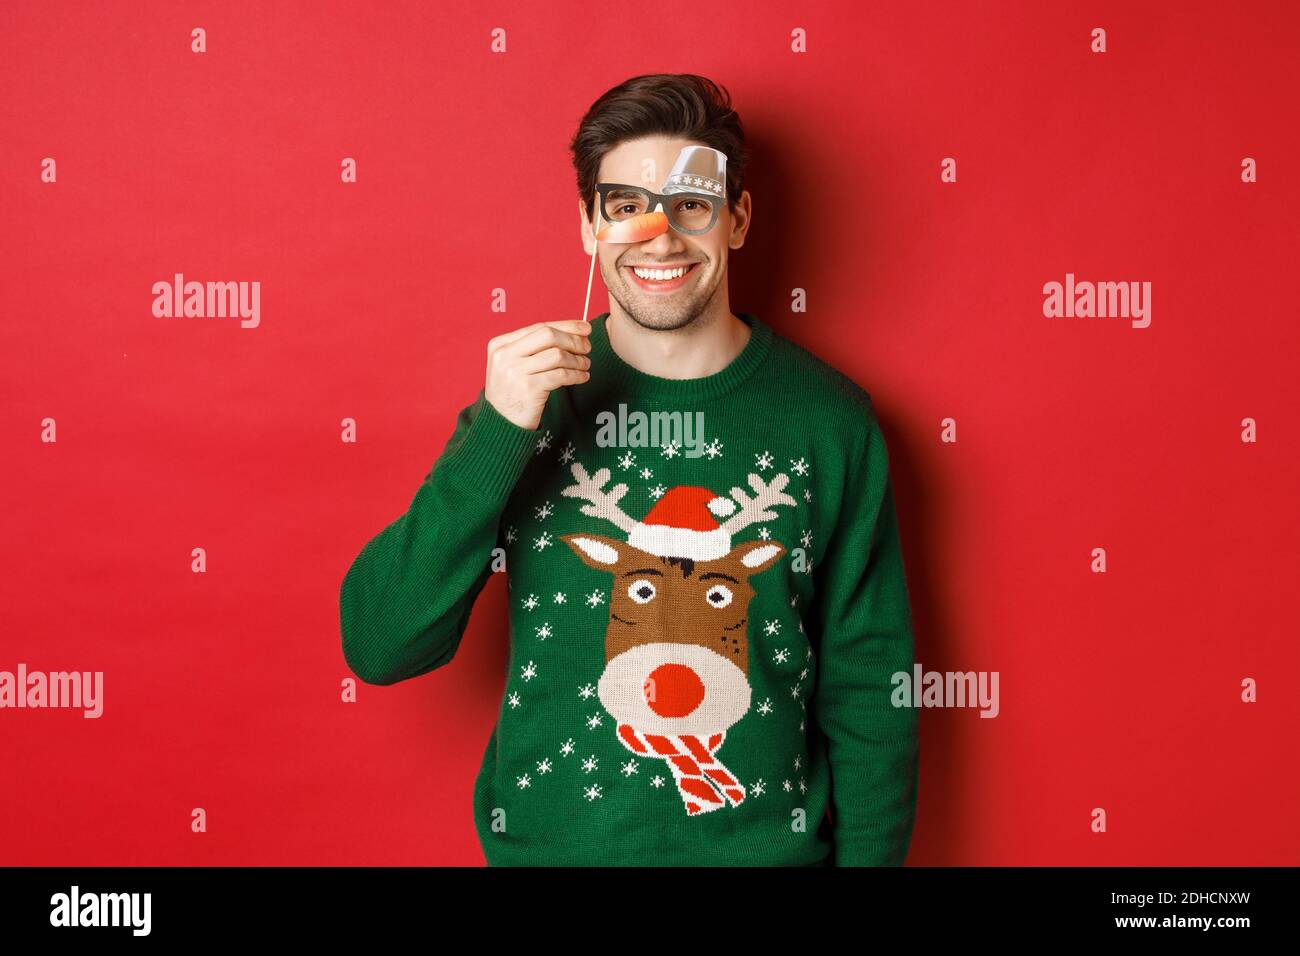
560, 462, 638, 534
718, 472, 798, 536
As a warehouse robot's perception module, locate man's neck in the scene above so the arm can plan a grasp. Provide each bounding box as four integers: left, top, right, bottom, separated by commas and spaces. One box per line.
604, 303, 751, 380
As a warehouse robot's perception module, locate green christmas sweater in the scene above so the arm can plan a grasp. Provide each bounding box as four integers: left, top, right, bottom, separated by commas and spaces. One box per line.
339, 312, 919, 866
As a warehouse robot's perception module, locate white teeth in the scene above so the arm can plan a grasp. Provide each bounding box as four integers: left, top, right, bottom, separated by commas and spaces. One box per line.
632, 265, 690, 281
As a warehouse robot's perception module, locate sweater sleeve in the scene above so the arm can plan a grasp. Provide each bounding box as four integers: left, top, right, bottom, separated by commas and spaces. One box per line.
811, 402, 920, 866
339, 389, 540, 685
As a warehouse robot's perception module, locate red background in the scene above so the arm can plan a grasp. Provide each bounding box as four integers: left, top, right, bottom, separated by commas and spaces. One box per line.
2, 0, 1297, 865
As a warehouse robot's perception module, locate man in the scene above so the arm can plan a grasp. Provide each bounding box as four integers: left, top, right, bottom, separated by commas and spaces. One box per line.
340, 73, 919, 866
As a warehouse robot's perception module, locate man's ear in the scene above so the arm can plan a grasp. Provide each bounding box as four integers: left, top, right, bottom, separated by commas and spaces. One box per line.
579, 197, 596, 255
728, 189, 752, 250
561, 532, 627, 570
730, 539, 785, 575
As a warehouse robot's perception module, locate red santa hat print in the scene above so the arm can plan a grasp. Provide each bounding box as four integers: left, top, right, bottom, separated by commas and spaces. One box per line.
625, 485, 737, 562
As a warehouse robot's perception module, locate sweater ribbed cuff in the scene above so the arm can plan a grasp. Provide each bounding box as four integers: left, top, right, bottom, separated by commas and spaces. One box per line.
440, 393, 540, 503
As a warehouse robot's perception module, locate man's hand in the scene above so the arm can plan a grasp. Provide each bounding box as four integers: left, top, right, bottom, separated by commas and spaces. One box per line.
484, 319, 592, 430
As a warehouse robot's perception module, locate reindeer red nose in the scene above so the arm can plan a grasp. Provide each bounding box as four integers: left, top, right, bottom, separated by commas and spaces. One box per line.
643, 663, 705, 717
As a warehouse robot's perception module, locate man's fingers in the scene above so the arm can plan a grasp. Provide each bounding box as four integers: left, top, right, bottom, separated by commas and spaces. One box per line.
534, 366, 591, 391
488, 321, 547, 350
483, 320, 593, 430
489, 319, 591, 353
521, 346, 592, 375
502, 323, 592, 360
545, 318, 593, 334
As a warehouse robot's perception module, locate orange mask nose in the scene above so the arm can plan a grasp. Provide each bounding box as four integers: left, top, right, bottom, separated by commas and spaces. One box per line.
644, 663, 705, 717
596, 210, 669, 244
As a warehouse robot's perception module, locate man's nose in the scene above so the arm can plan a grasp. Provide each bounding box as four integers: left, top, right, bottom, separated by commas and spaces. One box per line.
643, 663, 705, 717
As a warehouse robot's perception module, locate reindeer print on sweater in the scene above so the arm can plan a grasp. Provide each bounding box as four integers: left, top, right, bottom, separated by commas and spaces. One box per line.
559, 461, 797, 816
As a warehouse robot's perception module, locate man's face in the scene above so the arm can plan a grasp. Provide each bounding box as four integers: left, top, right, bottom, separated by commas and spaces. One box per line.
579, 135, 750, 332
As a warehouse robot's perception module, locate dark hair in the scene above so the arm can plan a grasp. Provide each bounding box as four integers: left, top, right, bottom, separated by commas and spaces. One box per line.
569, 73, 749, 223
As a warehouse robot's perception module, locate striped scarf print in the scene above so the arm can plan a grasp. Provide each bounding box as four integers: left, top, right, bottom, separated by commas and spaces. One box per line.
617, 723, 747, 815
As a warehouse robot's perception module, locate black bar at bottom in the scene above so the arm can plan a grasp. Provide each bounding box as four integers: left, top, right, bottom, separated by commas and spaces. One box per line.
0, 865, 1290, 940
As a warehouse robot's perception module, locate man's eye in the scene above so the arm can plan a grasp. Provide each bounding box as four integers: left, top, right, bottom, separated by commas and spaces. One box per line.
617, 204, 638, 215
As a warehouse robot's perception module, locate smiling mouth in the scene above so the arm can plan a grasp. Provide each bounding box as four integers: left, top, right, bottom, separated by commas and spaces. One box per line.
623, 262, 701, 293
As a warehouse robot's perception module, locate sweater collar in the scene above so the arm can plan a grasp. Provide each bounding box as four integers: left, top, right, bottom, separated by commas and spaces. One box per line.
587, 311, 773, 403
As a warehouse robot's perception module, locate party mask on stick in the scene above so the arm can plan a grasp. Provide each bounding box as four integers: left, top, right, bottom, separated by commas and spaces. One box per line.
594, 145, 728, 242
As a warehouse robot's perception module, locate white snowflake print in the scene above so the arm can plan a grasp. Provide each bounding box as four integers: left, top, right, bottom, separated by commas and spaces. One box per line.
521, 661, 538, 681
560, 738, 575, 757
536, 758, 553, 774
651, 776, 667, 789
799, 529, 813, 549
585, 713, 603, 730
772, 648, 790, 664
793, 754, 803, 771
660, 440, 681, 459
533, 532, 552, 551
782, 779, 793, 793
552, 591, 566, 605
639, 466, 653, 479
757, 698, 774, 715
504, 526, 517, 544
799, 718, 806, 733
581, 755, 599, 773
559, 442, 575, 465
799, 778, 808, 794
755, 450, 773, 470
577, 682, 596, 700
649, 483, 667, 500
789, 683, 802, 701
750, 779, 767, 797
507, 691, 521, 709
534, 623, 552, 640
803, 488, 812, 502
585, 589, 605, 608
535, 430, 552, 454
799, 666, 809, 680
703, 437, 723, 459
516, 773, 532, 789
617, 450, 636, 469
758, 526, 771, 540
765, 619, 782, 636
583, 784, 603, 802
620, 759, 640, 777
534, 501, 553, 520
790, 456, 810, 476
522, 593, 539, 611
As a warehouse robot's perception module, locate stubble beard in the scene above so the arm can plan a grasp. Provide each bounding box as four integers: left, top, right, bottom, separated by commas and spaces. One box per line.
607, 259, 717, 333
